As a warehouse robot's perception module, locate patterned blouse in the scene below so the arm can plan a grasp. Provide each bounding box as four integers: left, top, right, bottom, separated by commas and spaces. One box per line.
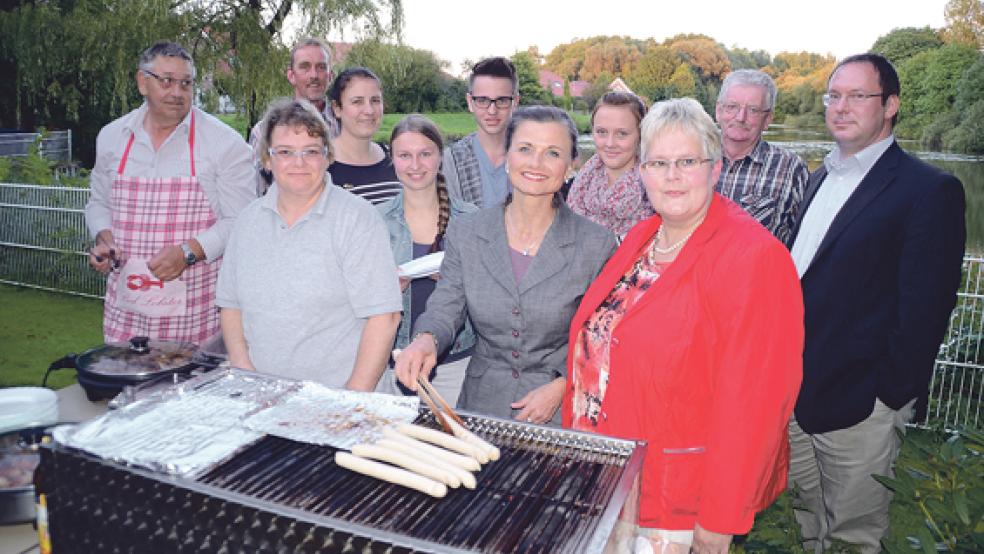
570, 237, 668, 429
567, 154, 655, 237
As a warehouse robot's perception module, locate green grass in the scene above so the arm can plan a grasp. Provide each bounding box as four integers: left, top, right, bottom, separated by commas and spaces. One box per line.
216, 113, 249, 138
0, 284, 103, 389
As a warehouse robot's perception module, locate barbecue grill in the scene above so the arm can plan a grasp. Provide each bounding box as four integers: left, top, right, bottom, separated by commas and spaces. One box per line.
38, 371, 646, 553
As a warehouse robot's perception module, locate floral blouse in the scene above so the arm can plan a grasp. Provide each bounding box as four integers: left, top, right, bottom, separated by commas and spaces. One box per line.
571, 237, 667, 429
567, 154, 655, 237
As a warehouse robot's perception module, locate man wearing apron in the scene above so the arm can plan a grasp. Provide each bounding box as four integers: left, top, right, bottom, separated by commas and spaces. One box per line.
85, 41, 255, 346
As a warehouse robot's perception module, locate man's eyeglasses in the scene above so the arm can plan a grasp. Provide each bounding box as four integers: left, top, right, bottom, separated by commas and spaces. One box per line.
268, 147, 328, 162
718, 102, 771, 118
822, 92, 884, 107
470, 95, 514, 110
640, 158, 713, 175
143, 69, 194, 90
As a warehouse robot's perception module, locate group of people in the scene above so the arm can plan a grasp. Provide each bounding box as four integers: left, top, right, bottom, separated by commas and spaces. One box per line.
85, 39, 966, 554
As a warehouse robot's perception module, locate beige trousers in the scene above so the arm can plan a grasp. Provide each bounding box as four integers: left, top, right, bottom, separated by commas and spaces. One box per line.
788, 398, 915, 553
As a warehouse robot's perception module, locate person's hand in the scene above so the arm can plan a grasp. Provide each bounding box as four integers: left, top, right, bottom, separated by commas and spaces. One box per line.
399, 276, 411, 292
511, 377, 565, 424
147, 245, 188, 281
88, 229, 119, 274
393, 333, 438, 391
429, 272, 441, 281
690, 523, 732, 554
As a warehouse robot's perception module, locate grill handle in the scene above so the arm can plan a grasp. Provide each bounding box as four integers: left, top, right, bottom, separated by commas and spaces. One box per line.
43, 354, 78, 387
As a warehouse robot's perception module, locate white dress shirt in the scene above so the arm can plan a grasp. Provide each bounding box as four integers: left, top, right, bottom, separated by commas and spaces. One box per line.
791, 135, 894, 277
85, 103, 256, 262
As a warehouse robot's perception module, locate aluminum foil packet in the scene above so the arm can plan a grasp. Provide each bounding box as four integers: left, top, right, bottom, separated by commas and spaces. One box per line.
242, 381, 419, 450
52, 370, 298, 477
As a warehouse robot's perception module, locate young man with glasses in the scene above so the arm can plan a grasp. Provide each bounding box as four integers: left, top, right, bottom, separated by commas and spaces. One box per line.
714, 69, 808, 246
443, 57, 519, 207
788, 53, 966, 553
85, 41, 255, 346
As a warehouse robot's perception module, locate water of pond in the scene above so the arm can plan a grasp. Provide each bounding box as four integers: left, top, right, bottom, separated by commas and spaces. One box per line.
577, 125, 984, 254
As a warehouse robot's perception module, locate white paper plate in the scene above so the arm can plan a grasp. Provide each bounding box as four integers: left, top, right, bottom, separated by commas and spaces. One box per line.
397, 252, 444, 279
0, 387, 58, 433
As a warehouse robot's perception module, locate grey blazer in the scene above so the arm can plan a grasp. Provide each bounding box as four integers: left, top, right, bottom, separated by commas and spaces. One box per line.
414, 202, 617, 425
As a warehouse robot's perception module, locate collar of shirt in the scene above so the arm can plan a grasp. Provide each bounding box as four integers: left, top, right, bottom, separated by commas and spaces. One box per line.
726, 138, 770, 165
471, 133, 504, 173
261, 178, 334, 224
122, 102, 193, 138
824, 134, 894, 176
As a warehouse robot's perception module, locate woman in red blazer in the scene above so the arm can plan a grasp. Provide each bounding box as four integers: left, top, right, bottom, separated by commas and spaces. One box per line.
564, 98, 803, 553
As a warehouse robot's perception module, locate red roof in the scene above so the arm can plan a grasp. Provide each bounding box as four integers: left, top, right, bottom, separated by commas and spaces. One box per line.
537, 70, 589, 98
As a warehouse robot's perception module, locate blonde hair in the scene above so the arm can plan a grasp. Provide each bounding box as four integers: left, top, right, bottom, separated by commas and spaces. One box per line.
640, 97, 722, 162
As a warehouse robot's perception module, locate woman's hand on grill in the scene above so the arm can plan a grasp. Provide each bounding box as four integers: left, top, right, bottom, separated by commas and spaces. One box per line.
689, 523, 732, 554
511, 376, 566, 424
394, 333, 438, 391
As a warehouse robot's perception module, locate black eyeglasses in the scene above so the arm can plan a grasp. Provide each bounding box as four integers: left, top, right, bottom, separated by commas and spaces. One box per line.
470, 95, 514, 110
143, 69, 194, 90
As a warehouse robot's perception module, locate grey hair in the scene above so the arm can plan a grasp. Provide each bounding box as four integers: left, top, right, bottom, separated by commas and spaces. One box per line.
289, 37, 331, 69
138, 41, 195, 78
717, 69, 776, 110
640, 97, 722, 162
505, 105, 579, 161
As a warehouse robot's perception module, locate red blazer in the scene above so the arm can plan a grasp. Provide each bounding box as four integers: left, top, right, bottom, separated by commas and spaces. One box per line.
563, 194, 804, 534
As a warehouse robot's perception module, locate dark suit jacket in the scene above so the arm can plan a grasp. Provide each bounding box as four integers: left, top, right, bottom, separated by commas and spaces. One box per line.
790, 141, 965, 434
414, 203, 617, 424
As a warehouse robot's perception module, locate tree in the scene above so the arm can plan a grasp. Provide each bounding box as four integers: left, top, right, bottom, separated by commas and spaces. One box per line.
342, 40, 445, 113
664, 34, 731, 82
0, 0, 404, 166
943, 0, 984, 48
510, 51, 551, 105
897, 44, 980, 136
870, 27, 943, 64
625, 45, 679, 102
727, 47, 771, 70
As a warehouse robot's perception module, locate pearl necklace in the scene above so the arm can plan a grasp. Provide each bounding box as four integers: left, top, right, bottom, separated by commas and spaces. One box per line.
652, 221, 700, 255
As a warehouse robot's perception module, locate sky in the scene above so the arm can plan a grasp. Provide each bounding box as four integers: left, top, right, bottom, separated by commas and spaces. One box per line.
394, 0, 949, 76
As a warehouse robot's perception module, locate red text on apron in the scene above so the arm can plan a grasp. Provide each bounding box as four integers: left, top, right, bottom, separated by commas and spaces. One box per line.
103, 111, 221, 344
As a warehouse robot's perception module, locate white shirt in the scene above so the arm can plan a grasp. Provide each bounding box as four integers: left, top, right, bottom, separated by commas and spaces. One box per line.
791, 135, 895, 277
85, 103, 256, 261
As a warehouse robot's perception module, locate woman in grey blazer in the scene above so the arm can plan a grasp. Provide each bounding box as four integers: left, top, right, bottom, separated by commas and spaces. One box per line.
395, 106, 617, 425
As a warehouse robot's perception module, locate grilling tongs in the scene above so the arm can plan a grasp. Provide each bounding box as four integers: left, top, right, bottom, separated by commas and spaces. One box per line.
415, 377, 500, 461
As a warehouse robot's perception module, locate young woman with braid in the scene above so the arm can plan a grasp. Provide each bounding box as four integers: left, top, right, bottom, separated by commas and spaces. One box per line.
375, 115, 478, 404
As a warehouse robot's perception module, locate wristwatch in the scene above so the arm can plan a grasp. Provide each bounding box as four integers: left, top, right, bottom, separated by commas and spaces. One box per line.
180, 243, 198, 266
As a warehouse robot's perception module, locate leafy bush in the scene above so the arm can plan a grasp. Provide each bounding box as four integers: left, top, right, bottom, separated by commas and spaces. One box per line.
877, 427, 984, 553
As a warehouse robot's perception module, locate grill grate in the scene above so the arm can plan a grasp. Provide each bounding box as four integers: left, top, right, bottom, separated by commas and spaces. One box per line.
196, 416, 628, 553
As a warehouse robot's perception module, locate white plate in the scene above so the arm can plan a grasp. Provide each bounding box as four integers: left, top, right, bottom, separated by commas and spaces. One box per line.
397, 252, 444, 279
0, 387, 58, 432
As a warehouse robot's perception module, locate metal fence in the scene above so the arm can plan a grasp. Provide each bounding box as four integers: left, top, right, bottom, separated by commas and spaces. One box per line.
0, 183, 104, 298
0, 182, 982, 429
923, 256, 984, 430
0, 131, 72, 163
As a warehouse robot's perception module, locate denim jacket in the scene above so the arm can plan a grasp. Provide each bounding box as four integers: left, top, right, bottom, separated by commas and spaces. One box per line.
377, 191, 478, 355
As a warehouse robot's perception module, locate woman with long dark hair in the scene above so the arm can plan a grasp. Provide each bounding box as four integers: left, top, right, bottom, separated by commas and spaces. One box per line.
327, 67, 401, 204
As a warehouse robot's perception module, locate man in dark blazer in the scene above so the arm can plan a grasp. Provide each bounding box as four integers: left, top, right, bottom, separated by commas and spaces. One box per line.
787, 53, 965, 553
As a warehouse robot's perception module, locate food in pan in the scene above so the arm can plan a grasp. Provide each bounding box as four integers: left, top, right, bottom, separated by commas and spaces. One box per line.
0, 452, 38, 489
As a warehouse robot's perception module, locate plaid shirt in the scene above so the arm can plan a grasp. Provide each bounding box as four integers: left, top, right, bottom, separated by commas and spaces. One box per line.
716, 140, 808, 247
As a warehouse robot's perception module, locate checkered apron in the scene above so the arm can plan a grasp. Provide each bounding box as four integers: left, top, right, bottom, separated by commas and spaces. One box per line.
103, 112, 221, 344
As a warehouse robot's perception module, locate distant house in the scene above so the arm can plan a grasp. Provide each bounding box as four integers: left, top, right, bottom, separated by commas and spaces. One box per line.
608, 77, 633, 94
537, 69, 589, 98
